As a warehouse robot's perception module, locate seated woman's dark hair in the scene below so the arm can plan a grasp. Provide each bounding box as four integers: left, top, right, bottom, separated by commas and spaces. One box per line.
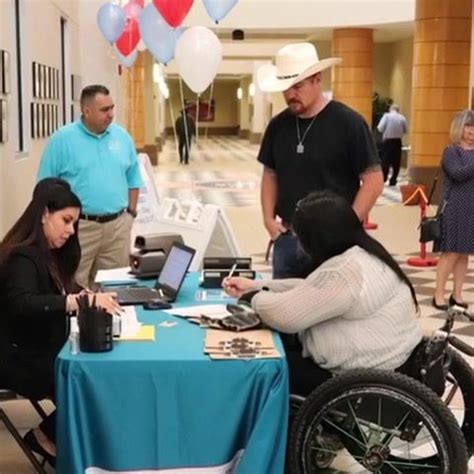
0, 178, 82, 291
292, 191, 418, 308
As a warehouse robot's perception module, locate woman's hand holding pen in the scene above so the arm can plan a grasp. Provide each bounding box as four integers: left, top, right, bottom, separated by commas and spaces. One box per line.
222, 277, 258, 298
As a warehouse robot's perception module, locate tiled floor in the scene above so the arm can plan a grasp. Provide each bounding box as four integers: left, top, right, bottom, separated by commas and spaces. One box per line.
1, 136, 472, 473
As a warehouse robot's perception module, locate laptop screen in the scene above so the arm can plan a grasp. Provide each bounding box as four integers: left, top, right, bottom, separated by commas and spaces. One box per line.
156, 243, 195, 296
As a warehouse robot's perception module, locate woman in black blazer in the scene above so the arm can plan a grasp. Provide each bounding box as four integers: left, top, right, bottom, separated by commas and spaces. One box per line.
0, 178, 120, 465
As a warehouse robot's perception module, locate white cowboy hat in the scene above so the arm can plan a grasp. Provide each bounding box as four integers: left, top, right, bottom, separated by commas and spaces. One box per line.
258, 42, 342, 93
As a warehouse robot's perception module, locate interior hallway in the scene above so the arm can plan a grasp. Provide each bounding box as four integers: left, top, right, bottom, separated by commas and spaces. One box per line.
1, 135, 472, 473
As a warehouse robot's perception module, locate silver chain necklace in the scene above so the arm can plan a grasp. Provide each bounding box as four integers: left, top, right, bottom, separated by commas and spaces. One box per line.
296, 114, 318, 154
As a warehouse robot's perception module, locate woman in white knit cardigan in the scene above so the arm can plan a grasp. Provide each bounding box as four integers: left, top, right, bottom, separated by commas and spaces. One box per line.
223, 191, 423, 396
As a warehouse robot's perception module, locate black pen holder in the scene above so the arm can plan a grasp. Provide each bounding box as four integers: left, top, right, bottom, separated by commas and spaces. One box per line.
78, 307, 113, 353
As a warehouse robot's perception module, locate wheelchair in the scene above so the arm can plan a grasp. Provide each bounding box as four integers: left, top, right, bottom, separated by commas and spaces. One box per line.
287, 307, 474, 473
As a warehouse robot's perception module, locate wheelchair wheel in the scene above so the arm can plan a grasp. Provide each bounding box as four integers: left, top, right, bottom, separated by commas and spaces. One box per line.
288, 369, 468, 473
443, 348, 474, 455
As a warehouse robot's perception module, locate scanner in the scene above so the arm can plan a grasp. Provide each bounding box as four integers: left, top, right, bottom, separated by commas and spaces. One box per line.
129, 233, 184, 278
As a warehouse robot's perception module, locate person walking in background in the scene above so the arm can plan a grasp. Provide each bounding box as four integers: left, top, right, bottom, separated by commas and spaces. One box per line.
377, 104, 407, 186
257, 42, 383, 279
433, 109, 474, 311
38, 84, 143, 289
175, 108, 196, 165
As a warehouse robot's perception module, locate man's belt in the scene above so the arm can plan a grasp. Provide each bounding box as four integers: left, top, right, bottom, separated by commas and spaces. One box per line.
80, 209, 125, 223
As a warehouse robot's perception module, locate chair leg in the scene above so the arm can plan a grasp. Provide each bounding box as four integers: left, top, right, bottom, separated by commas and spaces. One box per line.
29, 399, 48, 421
0, 408, 47, 474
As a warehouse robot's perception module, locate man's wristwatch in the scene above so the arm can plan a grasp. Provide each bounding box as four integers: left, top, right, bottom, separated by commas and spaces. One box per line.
127, 207, 137, 218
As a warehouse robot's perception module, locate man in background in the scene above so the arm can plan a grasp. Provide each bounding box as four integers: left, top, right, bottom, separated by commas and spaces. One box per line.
377, 104, 407, 186
257, 42, 383, 278
38, 84, 142, 288
175, 108, 196, 165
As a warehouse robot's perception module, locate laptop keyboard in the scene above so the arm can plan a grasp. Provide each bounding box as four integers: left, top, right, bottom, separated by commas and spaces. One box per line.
117, 288, 159, 303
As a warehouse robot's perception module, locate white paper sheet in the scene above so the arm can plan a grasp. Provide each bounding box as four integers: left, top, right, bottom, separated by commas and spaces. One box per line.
95, 267, 138, 283
163, 304, 231, 320
118, 306, 142, 337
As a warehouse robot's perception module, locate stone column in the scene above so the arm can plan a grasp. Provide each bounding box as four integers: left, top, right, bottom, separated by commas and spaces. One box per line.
239, 76, 250, 139
250, 61, 269, 144
122, 51, 159, 165
410, 0, 472, 188
332, 28, 374, 126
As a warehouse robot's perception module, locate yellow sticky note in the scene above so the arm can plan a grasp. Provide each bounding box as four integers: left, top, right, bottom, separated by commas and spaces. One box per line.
120, 325, 155, 341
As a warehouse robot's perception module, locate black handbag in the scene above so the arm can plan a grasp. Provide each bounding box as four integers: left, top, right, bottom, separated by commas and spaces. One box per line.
419, 170, 443, 243
419, 216, 441, 243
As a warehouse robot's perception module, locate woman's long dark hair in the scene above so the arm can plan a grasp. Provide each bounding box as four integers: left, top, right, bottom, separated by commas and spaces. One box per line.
292, 191, 418, 308
0, 178, 82, 292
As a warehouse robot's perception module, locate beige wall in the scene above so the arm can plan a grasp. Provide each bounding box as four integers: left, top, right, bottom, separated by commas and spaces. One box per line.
165, 79, 240, 130
373, 38, 413, 142
374, 43, 393, 99
0, 0, 123, 237
389, 38, 413, 138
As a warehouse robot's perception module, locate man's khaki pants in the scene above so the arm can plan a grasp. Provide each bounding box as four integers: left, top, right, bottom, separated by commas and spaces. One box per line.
76, 212, 133, 289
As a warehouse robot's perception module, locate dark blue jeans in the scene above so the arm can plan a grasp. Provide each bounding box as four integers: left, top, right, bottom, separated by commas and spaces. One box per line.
272, 232, 313, 279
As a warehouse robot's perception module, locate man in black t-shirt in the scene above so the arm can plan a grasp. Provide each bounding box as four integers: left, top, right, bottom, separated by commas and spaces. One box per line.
257, 43, 383, 278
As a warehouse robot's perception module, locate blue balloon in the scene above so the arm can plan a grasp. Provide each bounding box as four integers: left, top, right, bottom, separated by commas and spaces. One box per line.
97, 3, 126, 44
139, 4, 184, 65
203, 0, 239, 23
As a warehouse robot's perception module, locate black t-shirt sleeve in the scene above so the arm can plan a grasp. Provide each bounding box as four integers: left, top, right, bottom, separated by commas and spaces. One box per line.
348, 112, 380, 175
3, 253, 66, 322
257, 118, 277, 169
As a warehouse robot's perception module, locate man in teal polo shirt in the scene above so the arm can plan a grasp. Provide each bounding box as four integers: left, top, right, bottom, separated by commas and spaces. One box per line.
38, 84, 143, 289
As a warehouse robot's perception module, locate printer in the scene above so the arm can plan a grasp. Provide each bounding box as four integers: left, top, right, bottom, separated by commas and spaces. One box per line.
129, 233, 184, 278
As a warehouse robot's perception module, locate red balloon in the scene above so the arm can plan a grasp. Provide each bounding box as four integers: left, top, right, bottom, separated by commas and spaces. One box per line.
116, 2, 142, 57
116, 17, 140, 57
130, 0, 145, 6
152, 0, 194, 28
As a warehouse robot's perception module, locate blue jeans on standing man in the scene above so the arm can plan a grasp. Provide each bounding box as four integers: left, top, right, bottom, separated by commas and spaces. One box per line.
272, 231, 313, 279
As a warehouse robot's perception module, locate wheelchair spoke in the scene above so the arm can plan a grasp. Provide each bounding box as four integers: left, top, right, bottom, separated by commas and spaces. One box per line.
385, 459, 441, 470
384, 461, 402, 473
381, 411, 410, 450
347, 400, 369, 445
321, 416, 367, 450
378, 397, 382, 427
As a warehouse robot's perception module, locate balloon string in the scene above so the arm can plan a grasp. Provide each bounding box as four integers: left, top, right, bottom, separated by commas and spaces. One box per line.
168, 92, 180, 162
195, 94, 200, 144
205, 21, 219, 141
178, 76, 191, 157
204, 80, 214, 141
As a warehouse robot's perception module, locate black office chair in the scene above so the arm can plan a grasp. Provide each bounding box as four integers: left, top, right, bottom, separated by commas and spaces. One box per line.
0, 384, 48, 473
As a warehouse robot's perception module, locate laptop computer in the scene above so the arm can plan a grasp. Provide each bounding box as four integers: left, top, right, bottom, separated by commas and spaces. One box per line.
110, 243, 196, 306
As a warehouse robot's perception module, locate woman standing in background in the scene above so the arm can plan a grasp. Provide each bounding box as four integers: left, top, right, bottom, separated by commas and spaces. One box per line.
433, 109, 474, 310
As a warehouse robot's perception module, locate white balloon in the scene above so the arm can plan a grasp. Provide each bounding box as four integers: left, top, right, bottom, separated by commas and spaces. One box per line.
175, 26, 223, 94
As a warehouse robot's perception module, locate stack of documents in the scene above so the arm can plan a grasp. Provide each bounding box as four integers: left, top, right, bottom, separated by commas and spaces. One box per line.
204, 329, 281, 360
118, 306, 155, 341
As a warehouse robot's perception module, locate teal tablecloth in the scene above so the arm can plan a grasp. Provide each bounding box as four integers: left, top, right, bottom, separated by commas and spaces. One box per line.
56, 273, 289, 473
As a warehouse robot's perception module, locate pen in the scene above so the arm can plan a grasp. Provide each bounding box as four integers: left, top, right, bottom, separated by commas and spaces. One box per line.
228, 263, 238, 278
